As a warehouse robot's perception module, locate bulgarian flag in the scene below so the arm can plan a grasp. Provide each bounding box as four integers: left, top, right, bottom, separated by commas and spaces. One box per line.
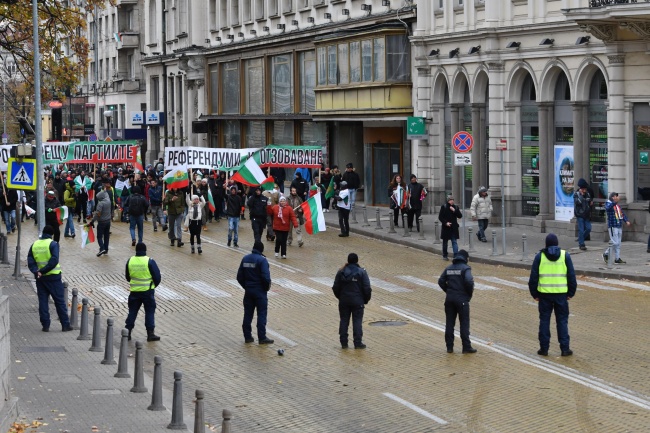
74, 175, 93, 194
300, 191, 326, 235
207, 188, 217, 213
231, 157, 274, 190
309, 184, 319, 198
325, 176, 336, 200
392, 185, 408, 209
54, 206, 69, 225
163, 164, 190, 189
80, 225, 96, 249
114, 178, 131, 198
134, 148, 144, 173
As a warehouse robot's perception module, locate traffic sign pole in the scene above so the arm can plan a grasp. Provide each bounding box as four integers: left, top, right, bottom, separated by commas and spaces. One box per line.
501, 142, 506, 256
33, 0, 45, 234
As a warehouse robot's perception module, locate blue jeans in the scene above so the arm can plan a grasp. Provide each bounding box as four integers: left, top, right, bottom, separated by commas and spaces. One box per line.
64, 209, 75, 236
349, 189, 357, 209
538, 295, 570, 352
477, 219, 488, 240
442, 237, 459, 258
129, 214, 144, 243
36, 276, 70, 329
242, 292, 268, 340
125, 290, 156, 330
228, 216, 239, 243
577, 217, 591, 247
3, 209, 16, 233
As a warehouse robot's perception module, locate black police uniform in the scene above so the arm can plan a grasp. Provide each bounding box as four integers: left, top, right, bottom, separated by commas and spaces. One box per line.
247, 190, 269, 243
332, 263, 371, 348
438, 250, 475, 353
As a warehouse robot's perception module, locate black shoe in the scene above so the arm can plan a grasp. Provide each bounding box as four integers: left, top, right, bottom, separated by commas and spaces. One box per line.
442, 256, 449, 261
197, 247, 202, 254
154, 227, 158, 232
42, 327, 49, 332
602, 253, 608, 263
146, 329, 160, 342
64, 234, 71, 238
234, 243, 239, 248
338, 233, 349, 237
96, 250, 105, 257
537, 349, 548, 356
132, 240, 136, 246
447, 347, 453, 354
227, 241, 231, 247
177, 241, 184, 247
162, 225, 168, 232
462, 347, 477, 354
579, 245, 587, 251
259, 338, 274, 344
245, 338, 254, 343
615, 258, 626, 264
561, 349, 573, 357
354, 343, 367, 349
341, 343, 349, 349
171, 239, 176, 246
71, 233, 75, 239
62, 326, 73, 332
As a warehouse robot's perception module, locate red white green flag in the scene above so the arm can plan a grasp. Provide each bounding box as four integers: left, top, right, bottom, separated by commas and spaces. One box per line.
54, 206, 69, 225
231, 157, 274, 190
134, 148, 144, 173
207, 188, 216, 213
163, 164, 190, 189
325, 176, 336, 200
300, 191, 326, 235
391, 185, 408, 209
80, 225, 96, 249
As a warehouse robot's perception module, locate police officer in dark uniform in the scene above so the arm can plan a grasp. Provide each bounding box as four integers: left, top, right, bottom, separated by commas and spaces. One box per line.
124, 243, 162, 342
27, 225, 73, 332
438, 249, 476, 354
247, 186, 269, 244
332, 253, 372, 349
237, 241, 274, 344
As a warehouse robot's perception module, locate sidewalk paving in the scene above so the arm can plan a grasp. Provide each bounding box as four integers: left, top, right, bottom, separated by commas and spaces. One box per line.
323, 201, 650, 282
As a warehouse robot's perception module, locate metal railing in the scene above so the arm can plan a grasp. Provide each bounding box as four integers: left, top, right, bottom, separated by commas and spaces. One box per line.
590, 0, 648, 7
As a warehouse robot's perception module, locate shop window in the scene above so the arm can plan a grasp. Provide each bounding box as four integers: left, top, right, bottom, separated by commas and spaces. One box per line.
271, 54, 294, 113
350, 41, 360, 83
338, 44, 349, 84
246, 121, 266, 147
209, 64, 218, 114
222, 61, 240, 114
245, 58, 264, 114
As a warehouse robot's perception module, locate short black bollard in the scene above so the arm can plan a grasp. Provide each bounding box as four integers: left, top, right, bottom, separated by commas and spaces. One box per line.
468, 227, 475, 252
0, 235, 5, 262
361, 205, 370, 227
433, 221, 441, 245
77, 298, 91, 340
221, 409, 232, 433
607, 240, 614, 268
491, 229, 498, 256
167, 371, 187, 430
115, 329, 131, 378
388, 212, 397, 234
89, 306, 102, 352
148, 355, 166, 411
70, 289, 79, 330
193, 390, 205, 433
101, 318, 116, 365
374, 208, 383, 230
401, 214, 410, 237
418, 217, 426, 240
521, 234, 528, 261
131, 341, 147, 393
1, 234, 9, 265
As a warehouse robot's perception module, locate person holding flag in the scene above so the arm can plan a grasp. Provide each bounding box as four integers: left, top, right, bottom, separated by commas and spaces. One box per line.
267, 196, 299, 259
299, 191, 327, 235
163, 165, 189, 248
247, 186, 269, 244
388, 175, 407, 227
74, 170, 93, 223
335, 181, 351, 237
44, 190, 62, 242
185, 192, 206, 254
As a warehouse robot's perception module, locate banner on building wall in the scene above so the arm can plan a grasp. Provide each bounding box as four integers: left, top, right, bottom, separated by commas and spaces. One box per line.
41, 141, 139, 165
164, 145, 324, 170
554, 145, 575, 222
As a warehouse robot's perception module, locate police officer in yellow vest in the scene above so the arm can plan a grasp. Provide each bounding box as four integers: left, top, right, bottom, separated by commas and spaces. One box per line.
125, 242, 162, 342
528, 233, 577, 357
27, 225, 73, 332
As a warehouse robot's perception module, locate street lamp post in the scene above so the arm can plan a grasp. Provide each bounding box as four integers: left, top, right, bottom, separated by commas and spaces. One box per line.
33, 0, 45, 233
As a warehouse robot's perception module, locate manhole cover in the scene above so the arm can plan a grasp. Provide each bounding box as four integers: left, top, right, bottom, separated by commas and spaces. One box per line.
369, 320, 408, 327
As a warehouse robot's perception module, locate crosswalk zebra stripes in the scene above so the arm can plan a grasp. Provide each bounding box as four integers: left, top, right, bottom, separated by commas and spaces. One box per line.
182, 281, 232, 298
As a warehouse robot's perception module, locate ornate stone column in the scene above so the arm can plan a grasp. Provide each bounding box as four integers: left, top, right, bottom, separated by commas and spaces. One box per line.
572, 101, 589, 185
537, 102, 554, 223
607, 54, 626, 202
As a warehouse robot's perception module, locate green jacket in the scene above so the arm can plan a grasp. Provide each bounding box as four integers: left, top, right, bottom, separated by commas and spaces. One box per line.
163, 189, 185, 215
64, 184, 76, 209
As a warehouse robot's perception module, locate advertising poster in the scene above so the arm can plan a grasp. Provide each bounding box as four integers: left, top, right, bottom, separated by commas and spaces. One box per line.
554, 145, 575, 221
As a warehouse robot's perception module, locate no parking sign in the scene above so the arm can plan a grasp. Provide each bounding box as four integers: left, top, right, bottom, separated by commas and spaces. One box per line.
452, 131, 474, 153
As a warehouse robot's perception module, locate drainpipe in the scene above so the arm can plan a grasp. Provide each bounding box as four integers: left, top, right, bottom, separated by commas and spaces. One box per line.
162, 0, 168, 154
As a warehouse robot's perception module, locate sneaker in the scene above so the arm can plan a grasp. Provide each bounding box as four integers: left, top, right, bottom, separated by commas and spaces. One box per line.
64, 234, 71, 238
154, 227, 158, 232
177, 241, 184, 247
579, 245, 587, 251
298, 241, 304, 247
132, 240, 136, 246
234, 243, 239, 248
281, 255, 287, 259
245, 338, 255, 343
71, 233, 75, 239
171, 239, 176, 246
462, 347, 477, 354
227, 241, 231, 247
561, 349, 573, 357
62, 326, 74, 332
274, 252, 279, 257
96, 250, 105, 257
442, 256, 449, 261
602, 253, 608, 263
354, 343, 367, 349
446, 348, 453, 354
259, 338, 274, 344
537, 349, 548, 356
615, 258, 626, 264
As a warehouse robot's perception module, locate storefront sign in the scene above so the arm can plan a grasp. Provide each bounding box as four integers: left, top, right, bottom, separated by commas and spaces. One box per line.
131, 111, 144, 125
146, 111, 163, 125
554, 145, 574, 222
406, 117, 427, 140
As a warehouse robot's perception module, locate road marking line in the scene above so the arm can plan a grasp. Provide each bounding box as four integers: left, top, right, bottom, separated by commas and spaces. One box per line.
475, 283, 500, 291
572, 279, 624, 291
310, 277, 334, 287
396, 275, 441, 291
266, 328, 298, 347
370, 278, 412, 293
596, 279, 650, 291
154, 285, 187, 300
182, 281, 231, 298
225, 279, 278, 296
382, 393, 448, 425
98, 286, 129, 302
199, 235, 298, 273
382, 305, 650, 411
274, 278, 321, 295
479, 276, 528, 290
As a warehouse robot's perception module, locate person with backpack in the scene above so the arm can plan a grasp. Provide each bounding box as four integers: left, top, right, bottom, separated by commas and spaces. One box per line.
332, 253, 372, 349
125, 186, 147, 246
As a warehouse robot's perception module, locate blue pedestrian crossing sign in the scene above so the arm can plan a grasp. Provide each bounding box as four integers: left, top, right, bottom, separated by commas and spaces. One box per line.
7, 158, 37, 190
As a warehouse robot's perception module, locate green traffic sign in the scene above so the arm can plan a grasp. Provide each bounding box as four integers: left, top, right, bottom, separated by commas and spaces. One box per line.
406, 116, 427, 140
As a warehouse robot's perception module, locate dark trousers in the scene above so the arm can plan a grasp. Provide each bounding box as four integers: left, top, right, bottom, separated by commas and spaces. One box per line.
125, 290, 156, 331
77, 197, 88, 220
444, 299, 471, 350
189, 220, 202, 245
477, 219, 488, 241
275, 230, 288, 256
242, 292, 268, 340
538, 295, 570, 351
97, 221, 111, 252
338, 208, 350, 235
407, 208, 421, 230
339, 304, 364, 346
392, 207, 405, 226
36, 276, 70, 329
251, 217, 266, 243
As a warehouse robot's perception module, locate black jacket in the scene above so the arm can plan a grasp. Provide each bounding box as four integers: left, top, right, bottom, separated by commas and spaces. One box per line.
438, 254, 474, 302
342, 170, 360, 189
407, 182, 425, 210
290, 177, 309, 200
247, 193, 269, 219
237, 249, 271, 293
226, 193, 243, 217
438, 202, 462, 240
332, 264, 372, 306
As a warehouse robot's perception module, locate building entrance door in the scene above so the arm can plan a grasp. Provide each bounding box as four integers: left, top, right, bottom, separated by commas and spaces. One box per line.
371, 143, 402, 205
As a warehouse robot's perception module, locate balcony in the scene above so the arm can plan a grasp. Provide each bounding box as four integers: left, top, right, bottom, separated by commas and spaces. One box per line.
590, 0, 648, 6
117, 32, 139, 50
116, 0, 138, 5
114, 79, 141, 93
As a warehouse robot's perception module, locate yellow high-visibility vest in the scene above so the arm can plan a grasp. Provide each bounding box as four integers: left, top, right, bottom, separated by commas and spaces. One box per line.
538, 250, 568, 294
32, 239, 61, 276
127, 256, 153, 292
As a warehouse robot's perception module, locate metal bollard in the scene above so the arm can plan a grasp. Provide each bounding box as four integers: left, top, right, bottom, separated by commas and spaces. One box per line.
361, 205, 370, 227
131, 341, 147, 393
521, 234, 528, 261
468, 227, 475, 252
77, 298, 91, 340
374, 208, 383, 230
115, 329, 131, 378
89, 307, 103, 352
193, 390, 205, 433
70, 289, 79, 330
418, 217, 426, 240
388, 212, 397, 234
148, 355, 166, 411
607, 240, 614, 268
101, 318, 116, 365
433, 221, 441, 245
491, 230, 498, 256
167, 371, 187, 430
221, 409, 233, 433
402, 214, 410, 237
1, 234, 8, 265
350, 205, 358, 224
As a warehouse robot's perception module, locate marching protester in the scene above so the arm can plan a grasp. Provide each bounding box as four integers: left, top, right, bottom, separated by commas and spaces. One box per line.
439, 195, 462, 261
2, 187, 18, 234
332, 253, 372, 349
470, 186, 493, 243
291, 171, 309, 201
74, 170, 92, 222
388, 174, 407, 227
262, 184, 280, 242
247, 186, 269, 244
267, 196, 299, 259
125, 186, 147, 246
185, 192, 206, 254
63, 181, 76, 239
225, 185, 243, 247
124, 242, 162, 342
335, 181, 351, 237
27, 225, 73, 332
89, 190, 112, 257
44, 190, 62, 243
287, 186, 304, 247
320, 168, 332, 212
406, 174, 426, 232
163, 187, 185, 248
148, 179, 166, 232
237, 241, 274, 344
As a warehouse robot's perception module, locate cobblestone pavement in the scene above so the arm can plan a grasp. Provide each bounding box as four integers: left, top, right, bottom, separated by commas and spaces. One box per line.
5, 215, 650, 432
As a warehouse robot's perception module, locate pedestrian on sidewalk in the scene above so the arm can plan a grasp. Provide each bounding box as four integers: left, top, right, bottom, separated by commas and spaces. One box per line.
287, 187, 304, 247
573, 179, 592, 251
267, 196, 298, 259
342, 163, 360, 211
438, 249, 475, 354
406, 174, 425, 232
248, 186, 269, 244
388, 174, 407, 227
439, 195, 462, 260
470, 186, 492, 243
164, 187, 185, 248
125, 242, 161, 342
89, 191, 112, 257
226, 185, 243, 247
335, 181, 351, 237
27, 225, 73, 332
237, 241, 274, 344
603, 192, 630, 264
332, 253, 371, 349
125, 186, 147, 246
186, 193, 205, 254
528, 233, 577, 357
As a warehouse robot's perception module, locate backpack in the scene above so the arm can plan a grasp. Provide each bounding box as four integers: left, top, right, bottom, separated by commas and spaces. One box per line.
128, 194, 146, 216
